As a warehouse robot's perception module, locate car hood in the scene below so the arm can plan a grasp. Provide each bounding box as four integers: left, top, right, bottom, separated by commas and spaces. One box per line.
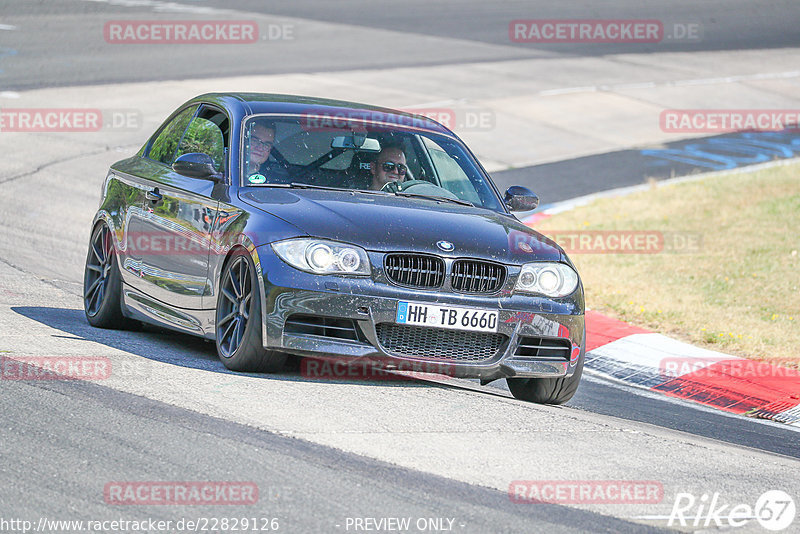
239, 188, 564, 263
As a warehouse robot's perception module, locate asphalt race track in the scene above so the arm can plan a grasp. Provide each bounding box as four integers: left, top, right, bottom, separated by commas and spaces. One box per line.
4, 0, 800, 90
1, 1, 799, 532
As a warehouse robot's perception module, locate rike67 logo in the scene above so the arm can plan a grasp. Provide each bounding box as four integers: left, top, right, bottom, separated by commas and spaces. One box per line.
669, 490, 796, 531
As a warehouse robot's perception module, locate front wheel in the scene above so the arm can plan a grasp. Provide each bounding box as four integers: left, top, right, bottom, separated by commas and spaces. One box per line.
215, 249, 287, 373
507, 343, 585, 405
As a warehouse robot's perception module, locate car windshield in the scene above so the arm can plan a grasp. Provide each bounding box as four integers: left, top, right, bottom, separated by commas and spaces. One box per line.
241, 114, 503, 211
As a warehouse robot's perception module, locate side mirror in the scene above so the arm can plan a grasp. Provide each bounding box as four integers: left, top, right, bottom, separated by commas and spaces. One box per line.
504, 185, 539, 212
172, 153, 222, 181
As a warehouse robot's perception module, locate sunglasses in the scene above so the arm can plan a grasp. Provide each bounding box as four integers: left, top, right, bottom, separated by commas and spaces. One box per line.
381, 161, 407, 175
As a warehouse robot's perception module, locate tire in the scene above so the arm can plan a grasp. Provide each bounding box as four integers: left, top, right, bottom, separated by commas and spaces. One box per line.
84, 223, 137, 330
215, 248, 287, 373
507, 339, 585, 405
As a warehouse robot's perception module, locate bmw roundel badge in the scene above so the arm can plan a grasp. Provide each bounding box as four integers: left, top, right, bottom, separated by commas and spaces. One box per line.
437, 240, 454, 252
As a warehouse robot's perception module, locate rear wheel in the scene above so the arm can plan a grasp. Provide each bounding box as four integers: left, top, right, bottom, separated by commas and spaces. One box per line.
216, 249, 287, 372
83, 224, 137, 329
507, 342, 585, 405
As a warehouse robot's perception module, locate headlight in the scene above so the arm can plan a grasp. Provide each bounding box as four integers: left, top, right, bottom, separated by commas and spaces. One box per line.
515, 262, 579, 297
272, 239, 371, 275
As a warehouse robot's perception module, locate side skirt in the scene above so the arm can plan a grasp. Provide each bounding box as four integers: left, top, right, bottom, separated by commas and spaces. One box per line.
122, 284, 216, 339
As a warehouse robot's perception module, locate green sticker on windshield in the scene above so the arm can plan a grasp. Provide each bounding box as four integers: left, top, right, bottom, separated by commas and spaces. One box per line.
248, 173, 267, 184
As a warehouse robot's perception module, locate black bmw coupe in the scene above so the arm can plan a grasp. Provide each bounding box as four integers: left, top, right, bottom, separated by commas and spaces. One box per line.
84, 93, 585, 404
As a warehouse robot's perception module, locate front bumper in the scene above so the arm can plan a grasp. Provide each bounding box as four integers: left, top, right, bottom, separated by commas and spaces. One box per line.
258, 247, 585, 381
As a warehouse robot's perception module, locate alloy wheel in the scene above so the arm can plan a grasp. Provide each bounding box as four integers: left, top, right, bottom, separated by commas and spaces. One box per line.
217, 256, 253, 359
84, 226, 113, 316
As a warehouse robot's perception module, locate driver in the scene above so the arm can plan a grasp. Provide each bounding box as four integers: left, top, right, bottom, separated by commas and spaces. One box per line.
369, 144, 407, 190
246, 119, 289, 183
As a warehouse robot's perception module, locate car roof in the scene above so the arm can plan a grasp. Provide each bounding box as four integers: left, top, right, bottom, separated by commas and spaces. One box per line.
187, 92, 455, 136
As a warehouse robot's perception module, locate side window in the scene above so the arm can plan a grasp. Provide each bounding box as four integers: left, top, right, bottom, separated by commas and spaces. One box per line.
148, 106, 197, 165
422, 137, 482, 205
175, 117, 225, 172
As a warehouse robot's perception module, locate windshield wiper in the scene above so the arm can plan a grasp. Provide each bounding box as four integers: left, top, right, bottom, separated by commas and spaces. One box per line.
392, 191, 474, 207
288, 183, 399, 196
268, 183, 473, 206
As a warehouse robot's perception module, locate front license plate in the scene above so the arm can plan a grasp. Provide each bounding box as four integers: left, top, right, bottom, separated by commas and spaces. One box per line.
396, 301, 499, 333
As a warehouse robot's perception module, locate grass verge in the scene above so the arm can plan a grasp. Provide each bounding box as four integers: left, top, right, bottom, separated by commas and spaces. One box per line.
533, 162, 800, 368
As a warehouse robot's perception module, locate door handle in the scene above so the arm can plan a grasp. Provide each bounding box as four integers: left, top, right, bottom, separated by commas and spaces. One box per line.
145, 188, 162, 203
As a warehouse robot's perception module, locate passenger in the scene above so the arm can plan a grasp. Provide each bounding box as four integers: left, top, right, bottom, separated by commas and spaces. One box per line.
369, 145, 407, 190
